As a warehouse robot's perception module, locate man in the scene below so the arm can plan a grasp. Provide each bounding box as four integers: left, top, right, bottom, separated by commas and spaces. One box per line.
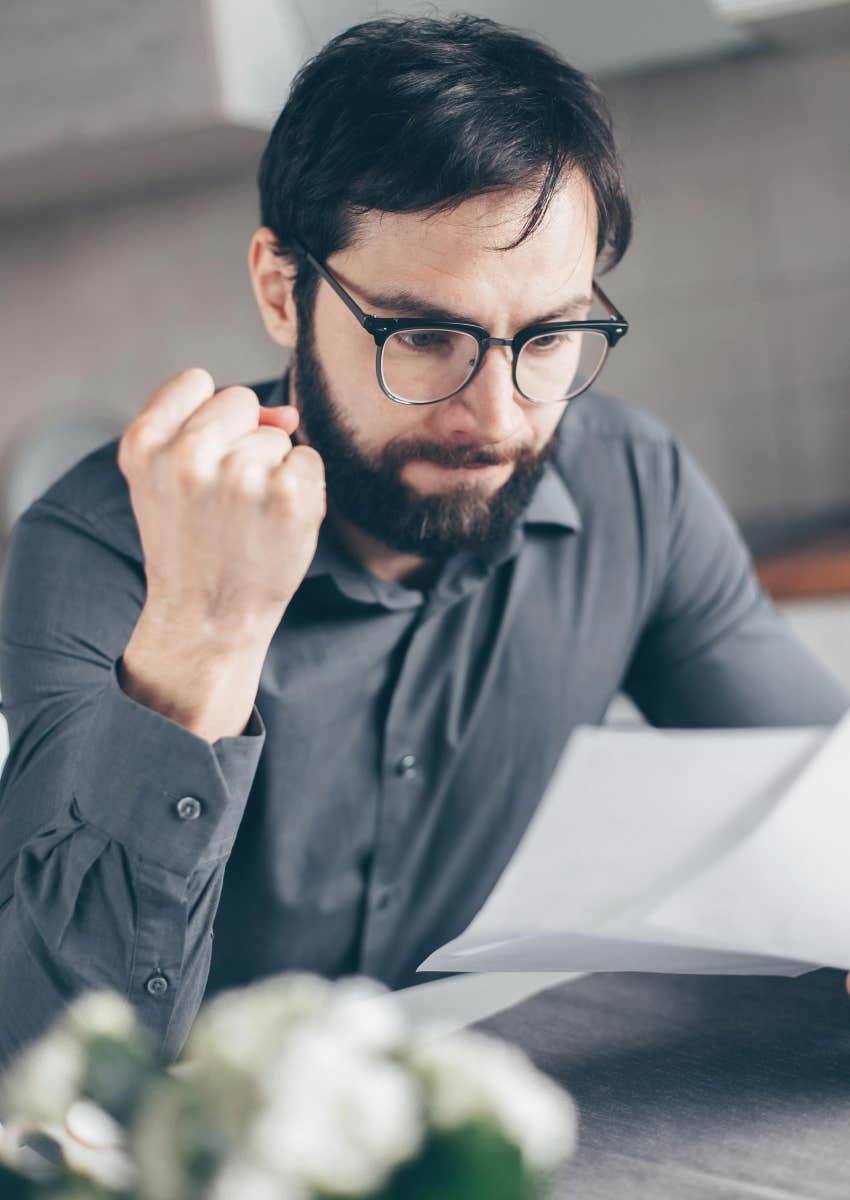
0, 14, 847, 1073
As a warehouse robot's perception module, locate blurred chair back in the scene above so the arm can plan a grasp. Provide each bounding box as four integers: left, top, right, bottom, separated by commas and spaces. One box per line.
0, 415, 122, 547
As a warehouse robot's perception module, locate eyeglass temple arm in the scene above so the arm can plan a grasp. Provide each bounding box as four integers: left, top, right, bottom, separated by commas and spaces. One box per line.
288, 234, 372, 328
290, 234, 626, 333
592, 280, 626, 324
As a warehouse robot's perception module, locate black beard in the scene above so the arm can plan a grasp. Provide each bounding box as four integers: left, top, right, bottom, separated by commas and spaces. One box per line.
290, 318, 559, 558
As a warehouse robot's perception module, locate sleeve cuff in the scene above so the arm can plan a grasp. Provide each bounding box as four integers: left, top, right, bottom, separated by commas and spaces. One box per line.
72, 657, 266, 875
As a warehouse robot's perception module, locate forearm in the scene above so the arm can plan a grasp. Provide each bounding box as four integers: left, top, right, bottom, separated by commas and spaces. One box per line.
119, 604, 274, 744
0, 487, 268, 1074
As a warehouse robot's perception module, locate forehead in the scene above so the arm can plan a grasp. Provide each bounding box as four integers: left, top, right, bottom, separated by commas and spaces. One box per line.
332, 171, 598, 310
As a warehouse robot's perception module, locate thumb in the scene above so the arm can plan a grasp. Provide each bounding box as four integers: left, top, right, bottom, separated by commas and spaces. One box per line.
845, 973, 850, 997
258, 404, 300, 436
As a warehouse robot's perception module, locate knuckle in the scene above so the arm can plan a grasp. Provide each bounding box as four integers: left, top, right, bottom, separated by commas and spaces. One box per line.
292, 444, 326, 480
310, 453, 327, 484
175, 426, 209, 455
118, 421, 152, 470
116, 431, 133, 476
268, 428, 293, 454
218, 384, 259, 413
172, 430, 213, 483
219, 453, 266, 495
177, 366, 215, 394
254, 426, 291, 457
272, 469, 300, 508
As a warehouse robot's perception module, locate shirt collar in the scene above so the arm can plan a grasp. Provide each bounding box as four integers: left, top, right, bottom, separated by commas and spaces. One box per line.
521, 455, 582, 532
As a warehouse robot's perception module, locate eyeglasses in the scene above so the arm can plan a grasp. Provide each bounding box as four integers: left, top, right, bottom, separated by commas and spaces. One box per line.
288, 234, 629, 407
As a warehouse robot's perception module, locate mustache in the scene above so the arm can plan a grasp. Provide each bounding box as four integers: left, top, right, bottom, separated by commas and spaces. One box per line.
386, 440, 529, 470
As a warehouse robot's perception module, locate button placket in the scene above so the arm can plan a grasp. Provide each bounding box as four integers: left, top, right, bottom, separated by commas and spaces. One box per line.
361, 618, 435, 974
373, 884, 394, 911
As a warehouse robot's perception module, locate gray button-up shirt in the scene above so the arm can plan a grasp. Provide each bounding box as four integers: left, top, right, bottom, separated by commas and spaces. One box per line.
0, 374, 846, 1071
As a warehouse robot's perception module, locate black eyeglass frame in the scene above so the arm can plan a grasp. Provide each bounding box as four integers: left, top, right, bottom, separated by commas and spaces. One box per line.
288, 234, 629, 407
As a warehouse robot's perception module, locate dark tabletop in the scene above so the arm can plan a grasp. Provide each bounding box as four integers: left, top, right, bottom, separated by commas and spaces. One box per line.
475, 968, 850, 1199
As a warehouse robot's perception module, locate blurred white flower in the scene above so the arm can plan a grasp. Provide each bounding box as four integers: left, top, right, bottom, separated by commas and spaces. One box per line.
251, 1024, 424, 1195
131, 1080, 192, 1200
184, 973, 332, 1074
326, 977, 409, 1054
207, 1156, 307, 1200
0, 1118, 29, 1167
1, 971, 579, 1199
411, 1029, 577, 1169
1, 1028, 85, 1124
64, 1097, 124, 1148
52, 1100, 137, 1191
66, 990, 138, 1041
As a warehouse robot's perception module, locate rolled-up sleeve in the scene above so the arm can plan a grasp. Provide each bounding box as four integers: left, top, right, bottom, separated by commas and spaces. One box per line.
624, 437, 850, 727
0, 491, 265, 1079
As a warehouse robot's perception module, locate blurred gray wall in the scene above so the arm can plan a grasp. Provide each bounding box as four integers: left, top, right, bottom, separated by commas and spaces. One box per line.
601, 39, 850, 532
0, 34, 848, 535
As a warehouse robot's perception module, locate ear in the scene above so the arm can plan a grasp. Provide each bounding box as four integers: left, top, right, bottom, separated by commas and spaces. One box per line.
248, 227, 299, 349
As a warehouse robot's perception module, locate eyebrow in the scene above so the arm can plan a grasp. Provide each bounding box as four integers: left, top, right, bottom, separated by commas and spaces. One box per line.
353, 284, 595, 325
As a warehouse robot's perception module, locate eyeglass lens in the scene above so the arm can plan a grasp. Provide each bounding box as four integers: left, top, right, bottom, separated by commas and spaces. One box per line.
379, 327, 609, 403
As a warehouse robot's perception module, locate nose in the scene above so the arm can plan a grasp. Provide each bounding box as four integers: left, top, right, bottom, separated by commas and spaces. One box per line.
440, 341, 523, 448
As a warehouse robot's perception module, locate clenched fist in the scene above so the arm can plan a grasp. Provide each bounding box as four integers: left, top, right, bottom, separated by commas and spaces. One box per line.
118, 367, 326, 650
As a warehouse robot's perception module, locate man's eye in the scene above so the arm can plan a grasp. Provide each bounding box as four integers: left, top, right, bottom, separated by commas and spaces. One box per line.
397, 331, 452, 351
527, 333, 573, 352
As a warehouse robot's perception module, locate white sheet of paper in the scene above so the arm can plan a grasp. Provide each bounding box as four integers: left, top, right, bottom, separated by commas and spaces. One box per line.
393, 972, 584, 1036
418, 723, 832, 977
645, 707, 850, 969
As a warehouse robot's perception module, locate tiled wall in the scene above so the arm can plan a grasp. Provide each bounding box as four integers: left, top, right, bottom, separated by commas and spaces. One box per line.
0, 37, 847, 535
600, 40, 850, 530
1, 169, 281, 454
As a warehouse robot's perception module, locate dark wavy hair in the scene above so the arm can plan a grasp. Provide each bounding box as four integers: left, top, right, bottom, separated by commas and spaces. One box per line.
258, 14, 632, 314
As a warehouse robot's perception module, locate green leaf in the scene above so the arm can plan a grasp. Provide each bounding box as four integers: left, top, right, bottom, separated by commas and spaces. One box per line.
80, 1036, 161, 1127
0, 1159, 37, 1200
372, 1122, 541, 1200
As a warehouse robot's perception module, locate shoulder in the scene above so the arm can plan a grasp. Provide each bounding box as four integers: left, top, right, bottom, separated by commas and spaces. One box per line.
549, 388, 681, 517
554, 387, 674, 453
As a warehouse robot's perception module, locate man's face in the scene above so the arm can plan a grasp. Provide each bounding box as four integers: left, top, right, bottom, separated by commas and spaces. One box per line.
288, 173, 598, 557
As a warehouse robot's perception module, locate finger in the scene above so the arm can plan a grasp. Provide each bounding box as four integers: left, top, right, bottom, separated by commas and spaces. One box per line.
220, 425, 293, 469
133, 368, 217, 448
268, 443, 325, 487
845, 972, 850, 998
258, 405, 300, 437
179, 384, 263, 450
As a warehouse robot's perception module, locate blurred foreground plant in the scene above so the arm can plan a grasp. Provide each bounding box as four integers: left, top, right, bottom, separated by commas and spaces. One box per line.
0, 974, 577, 1200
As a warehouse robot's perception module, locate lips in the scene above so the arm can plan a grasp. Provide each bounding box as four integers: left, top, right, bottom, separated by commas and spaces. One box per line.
414, 454, 512, 470
436, 462, 504, 469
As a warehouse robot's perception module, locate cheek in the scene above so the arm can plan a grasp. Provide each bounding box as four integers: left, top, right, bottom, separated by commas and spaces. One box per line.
524, 402, 566, 451
313, 298, 392, 424
315, 327, 421, 450
314, 301, 376, 396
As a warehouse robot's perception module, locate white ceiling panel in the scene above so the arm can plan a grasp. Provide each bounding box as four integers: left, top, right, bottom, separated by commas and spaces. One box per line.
294, 0, 754, 78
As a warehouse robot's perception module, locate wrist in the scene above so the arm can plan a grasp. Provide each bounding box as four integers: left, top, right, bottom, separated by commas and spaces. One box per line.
119, 607, 273, 742
137, 596, 280, 660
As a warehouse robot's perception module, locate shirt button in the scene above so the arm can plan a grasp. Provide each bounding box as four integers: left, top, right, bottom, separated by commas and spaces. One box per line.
395, 754, 418, 778
375, 886, 393, 910
175, 796, 202, 820
145, 973, 169, 997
